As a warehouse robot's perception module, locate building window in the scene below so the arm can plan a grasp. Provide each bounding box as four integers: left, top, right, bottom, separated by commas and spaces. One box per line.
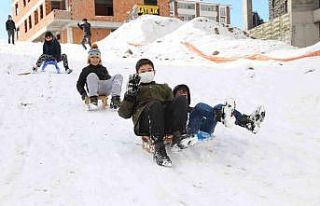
179, 14, 195, 21
24, 19, 28, 32
219, 8, 226, 16
34, 10, 39, 25
220, 17, 226, 23
144, 0, 157, 5
177, 3, 195, 10
28, 15, 32, 29
200, 5, 215, 11
15, 3, 18, 16
51, 1, 65, 11
40, 5, 44, 19
23, 0, 26, 7
95, 0, 114, 16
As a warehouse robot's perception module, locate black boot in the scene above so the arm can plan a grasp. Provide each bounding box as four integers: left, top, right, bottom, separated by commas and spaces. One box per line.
89, 96, 98, 106
153, 138, 172, 167
110, 95, 121, 109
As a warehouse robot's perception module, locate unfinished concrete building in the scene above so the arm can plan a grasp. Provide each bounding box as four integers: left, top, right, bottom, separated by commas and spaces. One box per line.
244, 0, 320, 47
12, 0, 170, 43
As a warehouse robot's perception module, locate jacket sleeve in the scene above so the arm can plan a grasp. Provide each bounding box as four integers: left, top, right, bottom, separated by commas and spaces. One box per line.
102, 67, 111, 80
77, 23, 83, 30
42, 43, 46, 54
5, 21, 8, 30
56, 41, 61, 60
13, 22, 16, 30
76, 69, 87, 95
118, 99, 135, 119
165, 84, 174, 100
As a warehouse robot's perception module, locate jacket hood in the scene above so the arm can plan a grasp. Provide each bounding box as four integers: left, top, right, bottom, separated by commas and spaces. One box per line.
173, 84, 191, 105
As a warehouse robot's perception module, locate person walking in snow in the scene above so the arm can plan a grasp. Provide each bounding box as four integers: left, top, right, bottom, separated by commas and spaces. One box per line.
173, 84, 266, 142
118, 58, 195, 167
78, 18, 92, 50
33, 31, 72, 74
6, 15, 16, 45
76, 43, 123, 110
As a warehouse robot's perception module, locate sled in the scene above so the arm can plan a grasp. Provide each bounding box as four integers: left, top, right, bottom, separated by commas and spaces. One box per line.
141, 135, 173, 153
84, 95, 108, 110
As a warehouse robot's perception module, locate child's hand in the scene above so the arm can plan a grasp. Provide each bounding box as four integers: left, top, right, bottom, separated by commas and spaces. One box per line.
126, 74, 140, 96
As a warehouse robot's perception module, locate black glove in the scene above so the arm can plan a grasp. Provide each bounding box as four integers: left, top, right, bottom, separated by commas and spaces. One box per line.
124, 74, 140, 101
81, 92, 88, 101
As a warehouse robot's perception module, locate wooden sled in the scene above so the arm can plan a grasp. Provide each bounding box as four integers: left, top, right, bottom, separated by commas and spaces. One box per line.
84, 95, 108, 109
141, 135, 174, 153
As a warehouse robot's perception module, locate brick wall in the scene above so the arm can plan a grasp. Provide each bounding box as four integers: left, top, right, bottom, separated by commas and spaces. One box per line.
269, 0, 288, 20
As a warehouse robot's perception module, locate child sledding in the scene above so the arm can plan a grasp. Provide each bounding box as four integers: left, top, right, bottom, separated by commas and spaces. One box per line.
76, 44, 123, 111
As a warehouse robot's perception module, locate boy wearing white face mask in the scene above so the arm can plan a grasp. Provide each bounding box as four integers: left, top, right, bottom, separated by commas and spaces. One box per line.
118, 59, 194, 167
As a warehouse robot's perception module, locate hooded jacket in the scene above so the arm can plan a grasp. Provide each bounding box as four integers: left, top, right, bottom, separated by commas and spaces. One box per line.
173, 84, 193, 112
78, 22, 91, 36
43, 38, 61, 60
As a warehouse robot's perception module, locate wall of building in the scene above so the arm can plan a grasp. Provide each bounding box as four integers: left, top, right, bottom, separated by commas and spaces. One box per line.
269, 0, 288, 20
249, 13, 291, 43
290, 0, 320, 47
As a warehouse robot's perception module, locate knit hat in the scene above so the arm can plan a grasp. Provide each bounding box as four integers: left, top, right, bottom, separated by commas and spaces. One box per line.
173, 84, 191, 105
135, 58, 154, 73
88, 43, 101, 58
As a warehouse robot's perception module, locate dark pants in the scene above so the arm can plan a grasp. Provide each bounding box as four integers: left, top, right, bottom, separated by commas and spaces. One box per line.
81, 35, 92, 50
7, 30, 15, 44
187, 102, 248, 135
138, 96, 189, 141
35, 54, 69, 70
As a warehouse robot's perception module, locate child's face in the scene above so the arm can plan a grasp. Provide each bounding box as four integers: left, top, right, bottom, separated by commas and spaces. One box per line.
138, 64, 154, 74
89, 56, 100, 66
45, 36, 53, 41
176, 89, 188, 98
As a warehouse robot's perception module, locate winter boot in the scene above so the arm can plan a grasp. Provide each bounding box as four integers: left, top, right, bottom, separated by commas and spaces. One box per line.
248, 106, 266, 134
221, 98, 236, 128
171, 132, 197, 152
153, 138, 172, 167
88, 96, 98, 110
110, 96, 121, 109
66, 68, 73, 74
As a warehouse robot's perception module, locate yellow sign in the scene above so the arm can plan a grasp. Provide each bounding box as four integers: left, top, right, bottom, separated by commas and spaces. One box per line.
137, 5, 159, 15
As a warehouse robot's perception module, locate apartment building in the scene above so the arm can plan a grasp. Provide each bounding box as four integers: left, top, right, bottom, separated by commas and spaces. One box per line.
12, 0, 170, 43
169, 0, 230, 24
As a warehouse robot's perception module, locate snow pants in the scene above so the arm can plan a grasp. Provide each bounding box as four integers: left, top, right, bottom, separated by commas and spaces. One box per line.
86, 73, 123, 97
137, 96, 189, 140
35, 54, 69, 70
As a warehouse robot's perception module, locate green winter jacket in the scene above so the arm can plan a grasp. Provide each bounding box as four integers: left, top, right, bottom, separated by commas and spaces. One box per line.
118, 81, 173, 135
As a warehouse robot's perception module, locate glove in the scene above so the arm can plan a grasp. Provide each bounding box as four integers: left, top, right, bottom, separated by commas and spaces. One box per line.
81, 92, 88, 101
124, 74, 141, 101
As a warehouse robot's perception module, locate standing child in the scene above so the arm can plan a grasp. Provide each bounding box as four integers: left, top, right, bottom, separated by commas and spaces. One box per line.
173, 84, 266, 141
76, 44, 123, 110
118, 59, 194, 167
78, 18, 92, 50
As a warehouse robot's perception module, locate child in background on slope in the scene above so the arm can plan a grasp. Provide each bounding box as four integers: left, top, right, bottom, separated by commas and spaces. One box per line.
173, 84, 266, 141
33, 31, 72, 74
118, 59, 195, 167
76, 43, 123, 110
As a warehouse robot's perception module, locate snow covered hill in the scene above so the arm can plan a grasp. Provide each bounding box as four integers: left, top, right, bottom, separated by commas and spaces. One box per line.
0, 15, 320, 206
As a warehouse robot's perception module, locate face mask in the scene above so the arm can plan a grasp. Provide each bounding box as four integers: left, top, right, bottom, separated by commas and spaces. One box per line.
139, 71, 155, 83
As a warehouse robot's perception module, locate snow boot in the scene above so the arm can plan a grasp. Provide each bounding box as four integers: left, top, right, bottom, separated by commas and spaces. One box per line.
110, 95, 121, 109
153, 138, 172, 167
88, 96, 98, 110
66, 68, 73, 74
221, 98, 236, 128
171, 132, 197, 152
248, 106, 266, 134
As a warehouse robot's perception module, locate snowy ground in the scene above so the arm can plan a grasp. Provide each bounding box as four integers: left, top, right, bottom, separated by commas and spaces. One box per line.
0, 16, 320, 206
